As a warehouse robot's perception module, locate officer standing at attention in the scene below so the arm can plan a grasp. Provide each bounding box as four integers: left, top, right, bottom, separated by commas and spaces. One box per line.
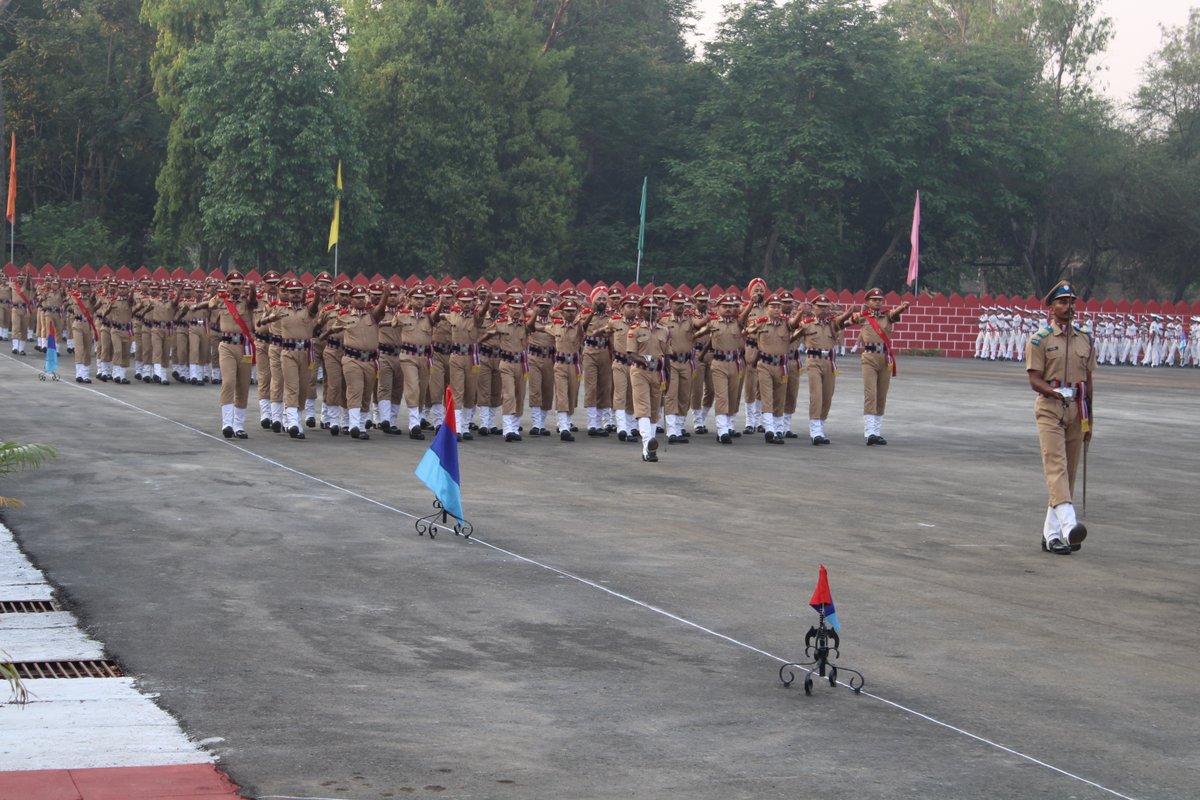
328, 283, 391, 440
1026, 280, 1095, 555
207, 272, 258, 438
850, 288, 910, 445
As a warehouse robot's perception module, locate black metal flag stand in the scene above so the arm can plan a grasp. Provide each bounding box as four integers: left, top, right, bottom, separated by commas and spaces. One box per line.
779, 613, 865, 696
414, 499, 473, 540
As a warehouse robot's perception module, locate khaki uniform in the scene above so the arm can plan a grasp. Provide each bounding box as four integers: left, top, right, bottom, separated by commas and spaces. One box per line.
318, 302, 348, 430
606, 313, 639, 438
1026, 322, 1096, 508
544, 315, 585, 434
797, 315, 845, 441
376, 303, 406, 431
628, 317, 670, 458
447, 306, 485, 433
393, 306, 435, 434
338, 308, 383, 436
740, 299, 767, 429
67, 291, 97, 380
690, 311, 715, 432
0, 281, 11, 340
211, 293, 257, 433
254, 294, 280, 422
526, 314, 557, 433
662, 311, 699, 440
481, 313, 529, 439
9, 276, 34, 354
103, 295, 135, 378
581, 308, 614, 432
276, 301, 321, 435
428, 313, 453, 425
747, 315, 796, 439
144, 296, 179, 383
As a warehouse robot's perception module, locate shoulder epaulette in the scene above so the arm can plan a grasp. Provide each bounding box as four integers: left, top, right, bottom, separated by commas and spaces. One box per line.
756, 316, 768, 324
1030, 325, 1053, 346
551, 317, 564, 324
338, 308, 352, 316
322, 303, 337, 311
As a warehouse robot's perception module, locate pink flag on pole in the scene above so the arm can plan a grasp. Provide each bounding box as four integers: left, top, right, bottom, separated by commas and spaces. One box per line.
906, 190, 920, 286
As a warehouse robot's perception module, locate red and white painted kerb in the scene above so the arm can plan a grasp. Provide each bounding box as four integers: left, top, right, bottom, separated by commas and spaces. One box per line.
0, 522, 244, 799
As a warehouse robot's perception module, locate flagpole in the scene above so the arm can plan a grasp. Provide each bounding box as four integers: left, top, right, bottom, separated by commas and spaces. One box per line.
333, 242, 338, 279
636, 176, 647, 286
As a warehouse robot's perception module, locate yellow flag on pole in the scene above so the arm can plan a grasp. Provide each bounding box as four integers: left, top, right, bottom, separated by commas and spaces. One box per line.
327, 160, 342, 252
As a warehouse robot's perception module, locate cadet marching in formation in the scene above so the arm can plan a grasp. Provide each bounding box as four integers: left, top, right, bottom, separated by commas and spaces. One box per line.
4, 270, 919, 456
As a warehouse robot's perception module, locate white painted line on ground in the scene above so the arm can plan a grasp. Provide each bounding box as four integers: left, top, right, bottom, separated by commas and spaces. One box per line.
0, 356, 1141, 799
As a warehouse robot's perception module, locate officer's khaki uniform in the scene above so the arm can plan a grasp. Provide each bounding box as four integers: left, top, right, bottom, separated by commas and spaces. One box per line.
662, 310, 698, 439
748, 315, 795, 439
318, 302, 347, 430
629, 317, 670, 457
376, 303, 405, 430
606, 313, 638, 437
740, 299, 767, 429
481, 314, 528, 438
447, 306, 484, 432
68, 292, 96, 380
690, 310, 714, 431
338, 307, 383, 436
276, 301, 320, 433
211, 293, 257, 432
1026, 322, 1096, 509
428, 313, 453, 426
797, 315, 845, 440
526, 314, 557, 433
394, 306, 434, 433
544, 315, 584, 434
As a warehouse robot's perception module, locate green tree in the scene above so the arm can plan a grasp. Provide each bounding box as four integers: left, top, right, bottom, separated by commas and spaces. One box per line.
348, 0, 579, 277
169, 0, 370, 270
1, 0, 164, 264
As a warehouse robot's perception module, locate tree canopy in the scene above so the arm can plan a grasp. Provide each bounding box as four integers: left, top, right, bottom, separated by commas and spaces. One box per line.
0, 0, 1196, 300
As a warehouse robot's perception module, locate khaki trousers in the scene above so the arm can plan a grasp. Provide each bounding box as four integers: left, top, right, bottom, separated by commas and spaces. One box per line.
756, 361, 786, 417
861, 352, 891, 415
554, 362, 580, 414
448, 354, 477, 409
281, 350, 310, 410
218, 342, 253, 407
527, 355, 555, 410
582, 348, 612, 409
342, 356, 376, 413
664, 358, 692, 415
631, 364, 662, 419
1036, 396, 1085, 507
806, 357, 835, 420
500, 360, 525, 415
611, 361, 634, 414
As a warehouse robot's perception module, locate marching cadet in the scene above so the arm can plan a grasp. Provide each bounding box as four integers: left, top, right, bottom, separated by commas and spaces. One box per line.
526, 296, 557, 436
318, 282, 352, 434
744, 293, 805, 443
1026, 280, 1095, 555
662, 291, 700, 444
795, 294, 854, 445
180, 284, 212, 385
143, 282, 182, 385
741, 277, 768, 433
170, 284, 191, 381
9, 270, 34, 355
779, 291, 803, 438
701, 293, 754, 443
627, 295, 671, 461
306, 273, 334, 421
0, 275, 10, 341
207, 272, 258, 438
260, 279, 322, 439
474, 293, 504, 436
446, 288, 488, 439
375, 284, 406, 434
540, 297, 586, 441
689, 287, 716, 435
392, 287, 436, 439
38, 277, 68, 354
581, 285, 614, 436
478, 296, 530, 441
428, 288, 455, 429
67, 281, 98, 383
605, 293, 641, 442
255, 272, 284, 428
850, 288, 910, 445
100, 281, 135, 383
327, 283, 390, 440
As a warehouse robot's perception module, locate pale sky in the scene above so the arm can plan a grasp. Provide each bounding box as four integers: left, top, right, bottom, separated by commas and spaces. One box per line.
689, 0, 1194, 105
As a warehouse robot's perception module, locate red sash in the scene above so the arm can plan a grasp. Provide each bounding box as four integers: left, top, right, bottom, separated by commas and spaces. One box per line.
863, 314, 897, 376
223, 299, 256, 364
68, 289, 98, 338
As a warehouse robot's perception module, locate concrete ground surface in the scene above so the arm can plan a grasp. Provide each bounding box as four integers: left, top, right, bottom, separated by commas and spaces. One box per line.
1, 351, 1197, 800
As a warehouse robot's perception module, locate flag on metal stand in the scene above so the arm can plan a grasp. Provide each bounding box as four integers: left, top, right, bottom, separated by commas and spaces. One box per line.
45, 322, 59, 375
809, 564, 841, 631
415, 386, 464, 524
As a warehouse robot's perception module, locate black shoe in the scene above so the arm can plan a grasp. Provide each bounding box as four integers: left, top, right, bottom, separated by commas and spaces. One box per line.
468, 423, 479, 432
461, 431, 473, 441
223, 426, 234, 439
76, 377, 84, 383
143, 375, 153, 383
350, 427, 361, 439
294, 430, 305, 440
234, 430, 248, 440
756, 425, 766, 433
1042, 537, 1072, 555
98, 374, 110, 382
477, 427, 490, 437
420, 418, 433, 430
866, 434, 880, 445
656, 426, 664, 434
365, 420, 375, 429
874, 435, 888, 445
82, 378, 92, 384
618, 431, 627, 441
330, 425, 340, 436
118, 378, 130, 384
171, 371, 180, 380
261, 418, 272, 429
668, 435, 681, 444
505, 432, 522, 442
677, 435, 689, 443
272, 420, 283, 433
152, 374, 161, 384
765, 432, 774, 444
570, 424, 579, 432
816, 435, 831, 445
719, 432, 732, 444
306, 417, 316, 428
605, 424, 617, 433
213, 378, 221, 385
379, 420, 391, 433
642, 451, 658, 462
588, 427, 601, 437
744, 426, 755, 435
1068, 523, 1088, 552
560, 430, 575, 442
358, 430, 370, 440
784, 431, 798, 439
289, 426, 301, 439
529, 427, 543, 436
731, 429, 741, 437
409, 427, 425, 440
456, 433, 462, 442
539, 427, 550, 436
161, 380, 170, 386
773, 433, 785, 444
694, 425, 708, 435
627, 432, 640, 443
596, 428, 609, 437
489, 427, 501, 435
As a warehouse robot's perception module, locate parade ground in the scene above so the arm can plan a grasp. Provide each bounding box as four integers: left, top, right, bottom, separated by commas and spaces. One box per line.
1, 352, 1198, 800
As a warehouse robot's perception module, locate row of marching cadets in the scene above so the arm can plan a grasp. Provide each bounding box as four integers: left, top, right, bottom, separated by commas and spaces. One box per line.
3, 268, 912, 453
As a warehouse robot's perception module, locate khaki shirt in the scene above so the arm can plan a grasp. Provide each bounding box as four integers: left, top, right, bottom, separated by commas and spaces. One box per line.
1026, 322, 1096, 384
797, 317, 843, 351
393, 308, 434, 347
663, 312, 699, 356
857, 312, 893, 345
747, 316, 793, 356
338, 309, 382, 352
544, 317, 584, 354
212, 295, 255, 336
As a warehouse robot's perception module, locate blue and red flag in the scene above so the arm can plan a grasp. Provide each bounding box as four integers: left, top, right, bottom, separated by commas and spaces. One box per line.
45, 322, 59, 375
809, 564, 841, 631
414, 386, 464, 523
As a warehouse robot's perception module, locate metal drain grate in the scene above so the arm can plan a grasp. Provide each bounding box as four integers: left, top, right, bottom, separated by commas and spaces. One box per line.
10, 660, 125, 679
0, 600, 57, 613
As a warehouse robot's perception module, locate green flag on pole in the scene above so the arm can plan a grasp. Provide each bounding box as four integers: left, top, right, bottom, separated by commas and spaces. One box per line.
636, 176, 647, 284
